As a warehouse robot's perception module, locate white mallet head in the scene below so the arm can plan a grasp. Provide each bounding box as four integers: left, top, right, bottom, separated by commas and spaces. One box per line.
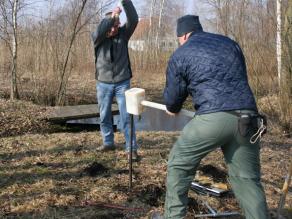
125, 88, 146, 115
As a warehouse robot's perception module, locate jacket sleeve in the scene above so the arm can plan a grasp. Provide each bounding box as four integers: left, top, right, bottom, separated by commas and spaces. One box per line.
121, 0, 138, 40
234, 42, 247, 76
91, 17, 115, 47
163, 56, 188, 113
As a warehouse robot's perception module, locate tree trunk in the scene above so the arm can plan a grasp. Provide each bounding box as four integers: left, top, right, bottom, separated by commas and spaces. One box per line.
276, 0, 282, 87
155, 0, 165, 49
56, 0, 87, 105
148, 0, 156, 42
11, 0, 19, 100
279, 0, 291, 132
283, 0, 292, 96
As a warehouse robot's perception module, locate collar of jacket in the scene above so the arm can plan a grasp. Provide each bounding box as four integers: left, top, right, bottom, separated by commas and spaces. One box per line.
189, 29, 204, 38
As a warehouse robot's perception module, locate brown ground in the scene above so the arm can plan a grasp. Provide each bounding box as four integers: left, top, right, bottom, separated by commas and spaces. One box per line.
0, 79, 291, 218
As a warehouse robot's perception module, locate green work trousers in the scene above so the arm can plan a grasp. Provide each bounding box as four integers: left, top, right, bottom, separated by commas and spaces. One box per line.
164, 111, 270, 219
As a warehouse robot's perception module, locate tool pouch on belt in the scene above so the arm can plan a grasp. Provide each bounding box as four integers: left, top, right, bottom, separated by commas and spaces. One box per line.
238, 113, 267, 137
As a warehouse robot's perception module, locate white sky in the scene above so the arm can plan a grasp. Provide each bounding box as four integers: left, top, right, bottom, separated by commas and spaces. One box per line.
120, 0, 211, 25
26, 0, 214, 31
30, 0, 209, 20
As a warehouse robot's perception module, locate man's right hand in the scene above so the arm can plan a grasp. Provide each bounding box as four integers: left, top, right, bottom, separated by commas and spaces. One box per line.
166, 109, 177, 117
112, 7, 122, 18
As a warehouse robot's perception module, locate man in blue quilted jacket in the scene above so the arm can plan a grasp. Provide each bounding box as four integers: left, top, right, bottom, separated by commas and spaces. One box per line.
162, 15, 270, 219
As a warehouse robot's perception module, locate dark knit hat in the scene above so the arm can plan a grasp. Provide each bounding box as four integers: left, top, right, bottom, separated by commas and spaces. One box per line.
176, 15, 202, 37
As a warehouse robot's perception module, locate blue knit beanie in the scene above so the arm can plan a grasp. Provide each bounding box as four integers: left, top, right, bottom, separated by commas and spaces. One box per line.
176, 15, 202, 37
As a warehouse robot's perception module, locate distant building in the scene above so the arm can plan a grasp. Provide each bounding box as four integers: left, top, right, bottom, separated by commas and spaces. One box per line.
129, 17, 178, 52
128, 40, 145, 51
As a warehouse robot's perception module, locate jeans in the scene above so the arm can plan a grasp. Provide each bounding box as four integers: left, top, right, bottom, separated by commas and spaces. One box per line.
164, 111, 269, 219
96, 79, 138, 151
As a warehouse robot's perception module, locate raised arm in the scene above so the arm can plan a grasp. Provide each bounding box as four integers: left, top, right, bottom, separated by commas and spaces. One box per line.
121, 0, 138, 39
91, 17, 115, 47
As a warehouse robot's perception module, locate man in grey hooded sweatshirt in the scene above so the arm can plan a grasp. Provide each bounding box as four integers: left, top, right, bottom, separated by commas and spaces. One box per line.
92, 0, 139, 160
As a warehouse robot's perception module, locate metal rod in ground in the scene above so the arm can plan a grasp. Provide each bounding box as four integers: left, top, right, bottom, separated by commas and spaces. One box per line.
129, 114, 134, 190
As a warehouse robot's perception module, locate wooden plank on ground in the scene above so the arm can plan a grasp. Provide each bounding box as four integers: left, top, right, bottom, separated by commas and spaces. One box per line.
47, 104, 119, 122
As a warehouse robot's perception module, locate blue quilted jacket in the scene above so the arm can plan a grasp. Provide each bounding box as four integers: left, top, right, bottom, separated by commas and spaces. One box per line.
163, 31, 258, 115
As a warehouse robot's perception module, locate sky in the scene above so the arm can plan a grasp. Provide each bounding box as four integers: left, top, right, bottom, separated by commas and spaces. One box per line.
121, 0, 194, 23
185, 0, 195, 13
31, 0, 206, 20
118, 0, 210, 25
27, 0, 213, 31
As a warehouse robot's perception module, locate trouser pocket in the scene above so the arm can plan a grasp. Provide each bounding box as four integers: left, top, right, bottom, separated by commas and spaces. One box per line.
238, 114, 258, 137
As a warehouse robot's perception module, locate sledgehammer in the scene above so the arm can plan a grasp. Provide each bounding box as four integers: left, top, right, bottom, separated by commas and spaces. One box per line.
125, 88, 195, 117
124, 88, 195, 190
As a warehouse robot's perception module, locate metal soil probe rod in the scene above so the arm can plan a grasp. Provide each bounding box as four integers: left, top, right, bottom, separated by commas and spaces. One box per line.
125, 88, 195, 190
129, 114, 134, 190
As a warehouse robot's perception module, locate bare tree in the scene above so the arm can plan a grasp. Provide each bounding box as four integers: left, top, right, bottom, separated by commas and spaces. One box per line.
279, 0, 291, 93
284, 1, 292, 90
147, 0, 156, 42
56, 0, 88, 105
0, 0, 10, 81
0, 1, 10, 48
279, 0, 292, 131
0, 0, 20, 99
205, 0, 232, 35
11, 0, 19, 100
55, 0, 116, 105
141, 0, 183, 41
277, 0, 282, 86
149, 0, 156, 28
155, 0, 165, 48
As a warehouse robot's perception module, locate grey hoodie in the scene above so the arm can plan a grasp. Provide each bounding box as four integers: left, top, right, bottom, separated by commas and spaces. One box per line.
92, 0, 138, 83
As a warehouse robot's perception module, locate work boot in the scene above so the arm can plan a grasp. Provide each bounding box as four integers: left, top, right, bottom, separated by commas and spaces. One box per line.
150, 212, 164, 219
127, 151, 139, 162
96, 145, 116, 151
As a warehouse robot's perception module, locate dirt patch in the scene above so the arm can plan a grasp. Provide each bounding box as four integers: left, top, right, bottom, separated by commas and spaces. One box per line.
84, 162, 109, 177
138, 184, 165, 207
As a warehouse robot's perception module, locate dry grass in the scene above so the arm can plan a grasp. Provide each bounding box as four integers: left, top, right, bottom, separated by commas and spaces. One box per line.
0, 55, 291, 218
0, 99, 291, 218
0, 131, 171, 218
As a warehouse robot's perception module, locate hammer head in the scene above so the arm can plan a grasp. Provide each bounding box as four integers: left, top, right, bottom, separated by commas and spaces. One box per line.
125, 88, 145, 115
